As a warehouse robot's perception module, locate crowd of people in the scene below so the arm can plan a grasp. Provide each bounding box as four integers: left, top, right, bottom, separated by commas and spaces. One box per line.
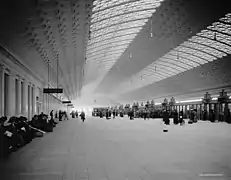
92, 106, 231, 124
0, 110, 69, 159
92, 107, 212, 126
70, 110, 86, 122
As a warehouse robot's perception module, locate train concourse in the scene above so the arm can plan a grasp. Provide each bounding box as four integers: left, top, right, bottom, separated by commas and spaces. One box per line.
1, 0, 231, 180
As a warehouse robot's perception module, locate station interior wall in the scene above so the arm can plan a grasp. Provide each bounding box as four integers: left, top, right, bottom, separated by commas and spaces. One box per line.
0, 51, 70, 120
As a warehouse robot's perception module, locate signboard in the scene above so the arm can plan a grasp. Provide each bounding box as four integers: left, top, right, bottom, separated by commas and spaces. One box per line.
43, 88, 63, 94
62, 101, 71, 104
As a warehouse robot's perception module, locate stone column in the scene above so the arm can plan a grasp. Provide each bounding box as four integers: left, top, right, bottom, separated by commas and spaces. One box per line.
16, 77, 22, 116
32, 84, 36, 116
22, 79, 28, 118
43, 93, 47, 114
0, 66, 4, 117
7, 72, 16, 117
28, 83, 32, 120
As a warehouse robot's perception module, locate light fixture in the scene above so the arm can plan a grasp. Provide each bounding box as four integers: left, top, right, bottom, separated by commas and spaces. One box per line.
129, 51, 132, 59
150, 18, 153, 38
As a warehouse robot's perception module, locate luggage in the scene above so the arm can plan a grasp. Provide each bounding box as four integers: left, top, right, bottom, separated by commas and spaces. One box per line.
34, 131, 44, 137
44, 123, 53, 132
188, 120, 193, 124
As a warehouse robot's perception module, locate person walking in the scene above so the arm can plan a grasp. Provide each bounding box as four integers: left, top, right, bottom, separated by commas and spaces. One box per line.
80, 111, 85, 122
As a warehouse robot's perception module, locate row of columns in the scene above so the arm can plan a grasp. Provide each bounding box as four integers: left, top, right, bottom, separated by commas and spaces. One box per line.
0, 64, 69, 119
0, 66, 36, 118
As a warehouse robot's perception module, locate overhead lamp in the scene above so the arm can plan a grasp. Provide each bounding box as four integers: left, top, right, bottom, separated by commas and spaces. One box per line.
129, 51, 132, 59
150, 18, 153, 38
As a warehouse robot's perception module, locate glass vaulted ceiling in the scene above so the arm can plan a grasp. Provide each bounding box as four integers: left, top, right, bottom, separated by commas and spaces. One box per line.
115, 13, 231, 94
86, 0, 164, 70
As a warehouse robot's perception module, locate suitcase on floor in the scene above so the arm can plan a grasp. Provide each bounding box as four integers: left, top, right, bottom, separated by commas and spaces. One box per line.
188, 119, 193, 124
34, 131, 43, 137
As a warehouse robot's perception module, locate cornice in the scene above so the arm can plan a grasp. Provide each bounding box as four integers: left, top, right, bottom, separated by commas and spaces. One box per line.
0, 44, 44, 87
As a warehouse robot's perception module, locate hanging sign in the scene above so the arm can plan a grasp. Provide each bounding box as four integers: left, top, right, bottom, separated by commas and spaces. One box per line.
62, 101, 71, 104
43, 88, 63, 94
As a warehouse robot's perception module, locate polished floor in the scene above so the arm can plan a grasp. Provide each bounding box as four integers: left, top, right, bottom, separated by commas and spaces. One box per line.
0, 116, 231, 180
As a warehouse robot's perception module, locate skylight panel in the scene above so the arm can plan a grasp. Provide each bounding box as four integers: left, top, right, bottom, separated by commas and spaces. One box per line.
109, 45, 127, 51
118, 20, 145, 29
88, 38, 131, 51
152, 70, 172, 78
176, 46, 216, 61
160, 57, 195, 69
101, 59, 116, 63
92, 4, 127, 20
197, 29, 215, 39
165, 52, 206, 66
107, 50, 125, 56
90, 21, 144, 40
220, 14, 231, 23
190, 36, 231, 54
208, 22, 231, 36
151, 64, 176, 76
89, 29, 139, 43
154, 63, 179, 74
182, 41, 226, 58
215, 32, 231, 45
113, 27, 141, 37
88, 41, 131, 53
157, 60, 187, 71
137, 68, 155, 77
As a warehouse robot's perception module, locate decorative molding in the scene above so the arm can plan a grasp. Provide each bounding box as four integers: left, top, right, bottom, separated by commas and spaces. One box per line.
0, 44, 44, 88
4, 67, 10, 74
0, 44, 43, 82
